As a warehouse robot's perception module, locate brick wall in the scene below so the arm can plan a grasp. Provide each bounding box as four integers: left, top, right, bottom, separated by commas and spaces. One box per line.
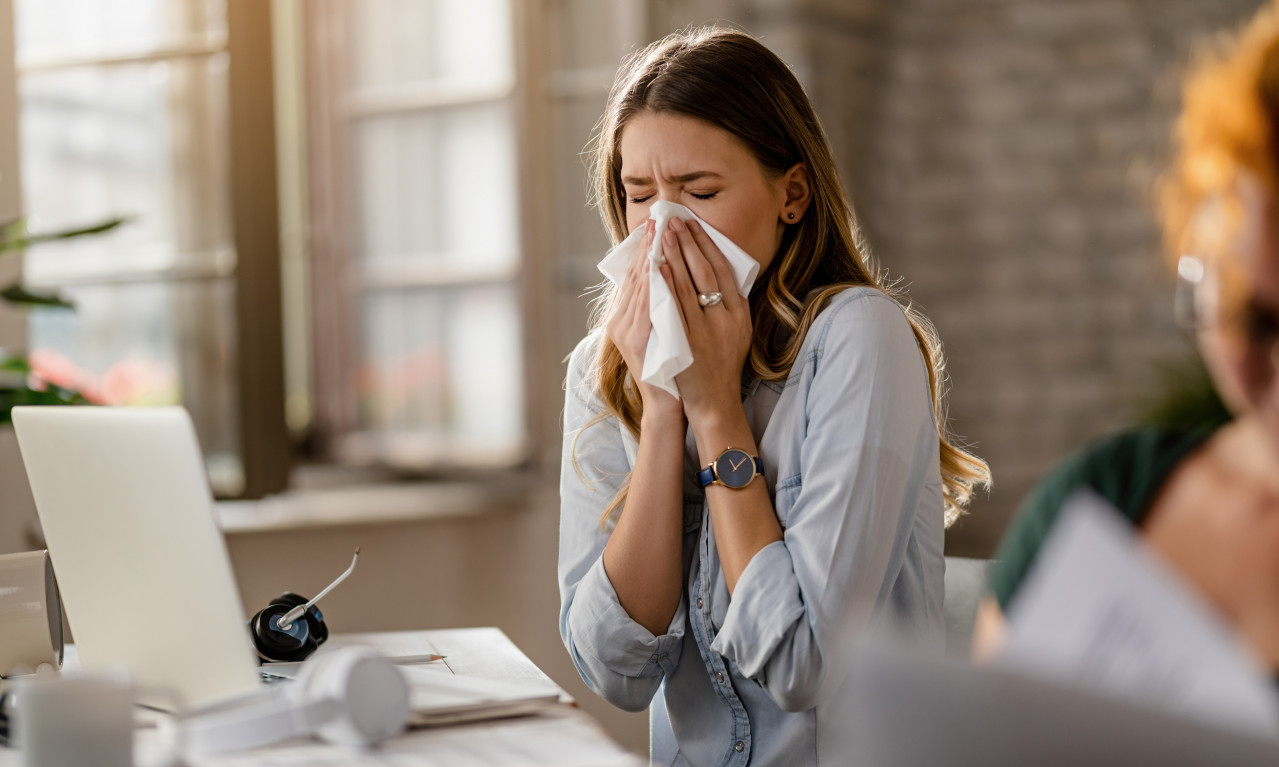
856, 0, 1264, 556
652, 0, 1265, 555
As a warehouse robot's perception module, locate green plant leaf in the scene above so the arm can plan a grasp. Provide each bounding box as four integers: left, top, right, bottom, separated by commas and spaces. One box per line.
0, 355, 31, 374
0, 218, 27, 250
0, 385, 93, 424
0, 216, 129, 256
0, 283, 75, 309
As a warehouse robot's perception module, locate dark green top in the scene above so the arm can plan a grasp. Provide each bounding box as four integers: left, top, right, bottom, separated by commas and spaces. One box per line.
988, 424, 1222, 611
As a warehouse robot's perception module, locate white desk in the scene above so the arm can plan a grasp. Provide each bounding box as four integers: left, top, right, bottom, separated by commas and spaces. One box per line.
7, 628, 642, 767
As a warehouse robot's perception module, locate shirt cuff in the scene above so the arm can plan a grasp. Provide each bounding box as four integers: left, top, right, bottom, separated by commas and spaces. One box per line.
569, 556, 685, 678
711, 541, 804, 678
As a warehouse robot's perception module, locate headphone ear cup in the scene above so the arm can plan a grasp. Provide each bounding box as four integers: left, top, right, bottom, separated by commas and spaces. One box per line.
269, 592, 329, 653
306, 605, 329, 646
300, 648, 410, 748
249, 602, 317, 663
272, 591, 309, 609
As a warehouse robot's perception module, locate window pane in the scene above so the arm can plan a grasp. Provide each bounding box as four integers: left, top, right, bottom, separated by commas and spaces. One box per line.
19, 57, 232, 283
16, 0, 225, 62
348, 0, 512, 88
353, 102, 517, 267
15, 0, 239, 492
27, 279, 243, 494
319, 0, 525, 468
353, 284, 524, 462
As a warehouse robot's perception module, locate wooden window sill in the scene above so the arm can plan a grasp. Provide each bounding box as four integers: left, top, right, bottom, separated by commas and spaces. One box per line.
214, 473, 535, 534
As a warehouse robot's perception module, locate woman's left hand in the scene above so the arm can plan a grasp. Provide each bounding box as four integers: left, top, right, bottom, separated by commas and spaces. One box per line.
657, 216, 754, 425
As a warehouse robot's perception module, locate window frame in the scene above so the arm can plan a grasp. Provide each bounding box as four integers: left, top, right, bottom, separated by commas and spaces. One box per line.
225, 0, 290, 498
0, 0, 25, 354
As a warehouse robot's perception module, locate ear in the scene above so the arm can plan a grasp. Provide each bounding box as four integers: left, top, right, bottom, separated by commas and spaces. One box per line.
779, 162, 812, 224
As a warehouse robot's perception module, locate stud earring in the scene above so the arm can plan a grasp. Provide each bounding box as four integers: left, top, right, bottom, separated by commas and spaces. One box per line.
787, 212, 796, 220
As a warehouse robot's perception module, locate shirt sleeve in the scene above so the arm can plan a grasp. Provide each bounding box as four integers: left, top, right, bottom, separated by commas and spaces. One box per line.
709, 291, 944, 713
557, 332, 685, 713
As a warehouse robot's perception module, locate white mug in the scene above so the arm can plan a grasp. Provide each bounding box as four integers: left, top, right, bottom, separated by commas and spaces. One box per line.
15, 674, 133, 767
0, 551, 63, 677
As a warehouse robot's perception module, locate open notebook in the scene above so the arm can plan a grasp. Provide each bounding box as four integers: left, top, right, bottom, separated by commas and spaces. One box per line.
310, 628, 568, 727
398, 667, 560, 726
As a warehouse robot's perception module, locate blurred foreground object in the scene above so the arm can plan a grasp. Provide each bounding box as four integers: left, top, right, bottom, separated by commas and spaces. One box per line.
834, 641, 1279, 767
997, 490, 1279, 738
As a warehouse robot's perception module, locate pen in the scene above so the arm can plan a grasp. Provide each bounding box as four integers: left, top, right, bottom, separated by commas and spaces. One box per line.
389, 654, 447, 664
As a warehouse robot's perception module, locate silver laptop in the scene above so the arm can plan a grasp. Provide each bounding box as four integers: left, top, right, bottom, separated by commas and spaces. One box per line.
12, 406, 261, 710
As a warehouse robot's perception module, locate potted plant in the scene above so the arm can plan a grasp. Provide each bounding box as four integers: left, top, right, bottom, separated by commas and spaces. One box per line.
0, 216, 126, 422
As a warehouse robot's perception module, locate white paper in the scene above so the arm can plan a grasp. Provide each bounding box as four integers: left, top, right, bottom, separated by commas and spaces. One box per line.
596, 201, 759, 399
398, 666, 559, 725
998, 489, 1279, 739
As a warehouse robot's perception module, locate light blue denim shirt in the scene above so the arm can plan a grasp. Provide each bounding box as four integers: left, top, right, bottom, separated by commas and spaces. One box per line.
559, 287, 945, 766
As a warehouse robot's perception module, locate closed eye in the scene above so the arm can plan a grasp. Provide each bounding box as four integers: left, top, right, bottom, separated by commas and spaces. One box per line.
689, 191, 717, 200
628, 194, 653, 204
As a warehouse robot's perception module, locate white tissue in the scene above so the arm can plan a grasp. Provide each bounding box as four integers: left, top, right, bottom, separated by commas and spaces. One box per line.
597, 201, 760, 399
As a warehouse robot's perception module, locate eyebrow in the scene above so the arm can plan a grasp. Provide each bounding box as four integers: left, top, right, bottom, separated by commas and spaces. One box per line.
620, 170, 724, 186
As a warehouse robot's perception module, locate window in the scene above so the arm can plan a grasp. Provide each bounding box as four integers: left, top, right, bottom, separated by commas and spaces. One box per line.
304, 0, 528, 470
12, 0, 286, 497
4, 0, 650, 506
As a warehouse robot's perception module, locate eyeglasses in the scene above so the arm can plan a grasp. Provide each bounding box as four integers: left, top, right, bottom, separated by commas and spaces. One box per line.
1175, 254, 1279, 372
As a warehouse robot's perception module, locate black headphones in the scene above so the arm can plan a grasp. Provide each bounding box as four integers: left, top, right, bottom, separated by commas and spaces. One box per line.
249, 592, 330, 663
248, 549, 358, 664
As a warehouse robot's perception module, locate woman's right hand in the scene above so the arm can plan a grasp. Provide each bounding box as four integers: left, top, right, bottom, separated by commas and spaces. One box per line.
605, 220, 684, 422
600, 221, 688, 637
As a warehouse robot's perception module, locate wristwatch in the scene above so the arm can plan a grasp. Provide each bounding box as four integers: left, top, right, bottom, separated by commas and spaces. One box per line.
697, 447, 764, 490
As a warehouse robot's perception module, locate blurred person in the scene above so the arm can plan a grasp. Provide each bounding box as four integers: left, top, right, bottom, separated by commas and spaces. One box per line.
974, 2, 1279, 676
558, 27, 990, 765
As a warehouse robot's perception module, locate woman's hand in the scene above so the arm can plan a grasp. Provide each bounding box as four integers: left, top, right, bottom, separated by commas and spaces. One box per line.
605, 220, 684, 422
600, 219, 691, 635
659, 216, 754, 426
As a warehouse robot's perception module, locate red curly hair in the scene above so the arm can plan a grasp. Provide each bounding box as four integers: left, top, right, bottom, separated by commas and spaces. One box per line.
1163, 1, 1279, 259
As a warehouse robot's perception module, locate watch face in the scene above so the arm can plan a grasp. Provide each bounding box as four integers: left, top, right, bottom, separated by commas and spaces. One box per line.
714, 449, 756, 489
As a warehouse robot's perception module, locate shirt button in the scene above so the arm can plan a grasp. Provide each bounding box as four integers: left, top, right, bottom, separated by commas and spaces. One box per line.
696, 598, 704, 609
734, 741, 745, 753
715, 671, 724, 683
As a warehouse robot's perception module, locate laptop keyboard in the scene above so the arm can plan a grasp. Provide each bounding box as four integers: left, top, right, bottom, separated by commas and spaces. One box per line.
259, 671, 292, 685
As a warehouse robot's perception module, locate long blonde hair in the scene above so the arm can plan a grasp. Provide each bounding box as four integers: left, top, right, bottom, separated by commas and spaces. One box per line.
578, 27, 990, 527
